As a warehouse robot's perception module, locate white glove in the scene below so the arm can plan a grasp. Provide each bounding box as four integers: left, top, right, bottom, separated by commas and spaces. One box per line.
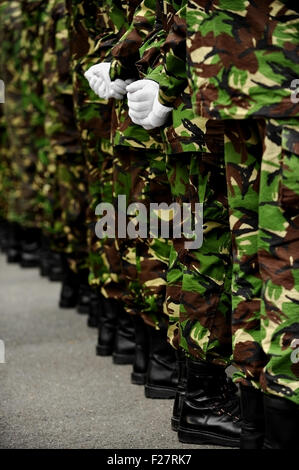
127, 79, 172, 129
127, 79, 159, 121
84, 62, 134, 100
84, 62, 111, 99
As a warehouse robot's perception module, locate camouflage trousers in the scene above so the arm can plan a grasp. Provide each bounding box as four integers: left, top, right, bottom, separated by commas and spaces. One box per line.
102, 146, 171, 327
165, 148, 233, 367
224, 117, 299, 405
42, 93, 88, 272
72, 62, 114, 283
2, 73, 33, 227
87, 143, 115, 288
56, 152, 88, 273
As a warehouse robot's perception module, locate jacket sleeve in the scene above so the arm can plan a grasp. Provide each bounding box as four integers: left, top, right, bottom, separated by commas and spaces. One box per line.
109, 0, 160, 80
146, 2, 188, 107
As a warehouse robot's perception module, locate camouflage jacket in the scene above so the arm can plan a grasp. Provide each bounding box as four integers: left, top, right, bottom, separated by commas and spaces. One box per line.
107, 0, 164, 150
43, 0, 81, 157
187, 0, 299, 120
144, 1, 223, 156
66, 0, 128, 144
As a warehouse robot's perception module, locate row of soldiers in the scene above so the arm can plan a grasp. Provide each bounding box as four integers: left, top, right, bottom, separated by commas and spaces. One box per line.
0, 0, 299, 449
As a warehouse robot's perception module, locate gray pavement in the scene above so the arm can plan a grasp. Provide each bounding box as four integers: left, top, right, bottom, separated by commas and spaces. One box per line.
0, 254, 222, 449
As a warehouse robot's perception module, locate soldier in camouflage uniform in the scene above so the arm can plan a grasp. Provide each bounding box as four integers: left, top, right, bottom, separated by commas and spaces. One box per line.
103, 0, 172, 328
187, 0, 299, 448
66, 0, 136, 350
42, 0, 89, 290
66, 0, 112, 291
2, 0, 53, 267
126, 0, 242, 445
18, 1, 46, 230
0, 1, 28, 260
142, 0, 233, 365
0, 1, 22, 222
86, 0, 180, 392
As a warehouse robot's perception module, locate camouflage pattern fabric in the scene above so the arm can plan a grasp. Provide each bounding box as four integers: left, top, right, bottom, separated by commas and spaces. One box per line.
141, 0, 234, 362
186, 0, 299, 120
67, 0, 134, 300
42, 0, 88, 272
187, 1, 299, 402
40, 0, 64, 246
96, 0, 173, 327
18, 1, 48, 229
110, 146, 172, 327
165, 147, 233, 366
224, 118, 299, 405
0, 1, 25, 225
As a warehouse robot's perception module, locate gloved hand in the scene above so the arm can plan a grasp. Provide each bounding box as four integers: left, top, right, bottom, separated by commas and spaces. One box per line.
127, 79, 159, 121
84, 62, 133, 100
127, 79, 172, 129
84, 62, 111, 99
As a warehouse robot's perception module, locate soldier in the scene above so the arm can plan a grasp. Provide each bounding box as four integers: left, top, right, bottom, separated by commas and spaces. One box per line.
39, 0, 91, 313
0, 1, 30, 264
65, 0, 138, 365
14, 0, 51, 267
187, 0, 299, 449
126, 0, 241, 446
85, 0, 178, 396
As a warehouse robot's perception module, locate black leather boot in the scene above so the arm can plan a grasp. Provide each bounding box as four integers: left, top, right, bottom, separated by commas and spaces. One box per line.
59, 261, 80, 309
240, 384, 264, 449
131, 315, 149, 385
263, 394, 299, 449
20, 228, 41, 268
77, 283, 93, 314
113, 305, 135, 365
0, 219, 10, 253
96, 298, 118, 356
6, 222, 23, 263
171, 349, 187, 431
39, 236, 51, 277
87, 289, 104, 328
178, 358, 241, 447
144, 323, 178, 399
48, 251, 65, 282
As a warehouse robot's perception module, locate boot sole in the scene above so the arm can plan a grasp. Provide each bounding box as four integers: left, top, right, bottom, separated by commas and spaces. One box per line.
113, 353, 135, 365
178, 427, 240, 448
96, 344, 113, 356
144, 384, 176, 399
131, 371, 146, 385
